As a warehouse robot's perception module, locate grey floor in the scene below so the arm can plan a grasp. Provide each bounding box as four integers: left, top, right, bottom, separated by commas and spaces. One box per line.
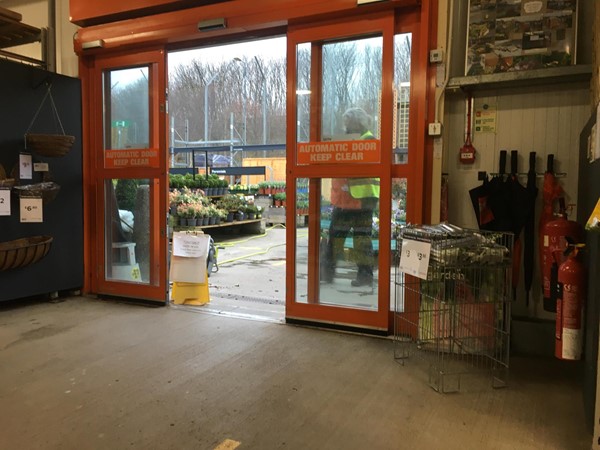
0, 296, 591, 450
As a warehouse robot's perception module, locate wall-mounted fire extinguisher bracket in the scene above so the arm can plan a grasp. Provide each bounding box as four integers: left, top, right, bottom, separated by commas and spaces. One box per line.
555, 243, 586, 361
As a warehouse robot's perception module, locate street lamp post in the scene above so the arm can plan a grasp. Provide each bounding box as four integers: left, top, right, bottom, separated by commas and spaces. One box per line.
233, 57, 247, 145
204, 72, 219, 143
254, 56, 268, 145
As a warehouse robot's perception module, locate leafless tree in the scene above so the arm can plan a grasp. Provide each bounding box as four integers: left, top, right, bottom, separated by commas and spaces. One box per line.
115, 35, 412, 149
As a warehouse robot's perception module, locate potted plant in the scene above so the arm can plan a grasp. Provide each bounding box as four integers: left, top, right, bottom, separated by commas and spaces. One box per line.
216, 194, 241, 211
176, 203, 195, 226
257, 180, 269, 195
216, 208, 227, 224
273, 180, 286, 194
273, 192, 286, 207
169, 174, 185, 190
195, 202, 209, 226
206, 205, 219, 225
244, 204, 259, 220
219, 178, 229, 195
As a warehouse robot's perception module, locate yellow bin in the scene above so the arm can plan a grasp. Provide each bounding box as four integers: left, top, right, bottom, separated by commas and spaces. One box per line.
171, 281, 210, 306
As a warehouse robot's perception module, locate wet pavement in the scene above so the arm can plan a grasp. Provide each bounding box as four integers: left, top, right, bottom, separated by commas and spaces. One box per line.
176, 225, 288, 322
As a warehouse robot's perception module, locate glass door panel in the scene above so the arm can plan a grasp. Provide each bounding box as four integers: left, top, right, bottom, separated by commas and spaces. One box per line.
296, 43, 311, 144
393, 33, 412, 164
321, 36, 382, 142
319, 177, 379, 310
92, 50, 167, 303
287, 13, 394, 332
104, 67, 150, 153
104, 178, 154, 284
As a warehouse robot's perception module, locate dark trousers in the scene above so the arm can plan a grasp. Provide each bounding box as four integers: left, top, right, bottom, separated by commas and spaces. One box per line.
322, 206, 374, 280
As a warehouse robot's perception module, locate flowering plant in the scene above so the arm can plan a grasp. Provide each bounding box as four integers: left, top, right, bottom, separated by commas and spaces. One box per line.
176, 203, 195, 218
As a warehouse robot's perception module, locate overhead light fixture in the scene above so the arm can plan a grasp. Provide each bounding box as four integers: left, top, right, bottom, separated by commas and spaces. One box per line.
357, 0, 388, 4
197, 18, 227, 32
296, 90, 311, 95
82, 39, 104, 50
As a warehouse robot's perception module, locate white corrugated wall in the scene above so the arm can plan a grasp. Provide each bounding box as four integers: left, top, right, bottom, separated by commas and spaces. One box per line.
443, 82, 591, 318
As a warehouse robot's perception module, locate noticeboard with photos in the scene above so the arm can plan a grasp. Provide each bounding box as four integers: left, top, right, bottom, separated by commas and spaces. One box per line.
466, 0, 577, 76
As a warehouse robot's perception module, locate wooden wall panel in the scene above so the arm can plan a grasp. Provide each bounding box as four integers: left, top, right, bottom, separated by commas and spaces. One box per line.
444, 83, 590, 319
593, 3, 600, 108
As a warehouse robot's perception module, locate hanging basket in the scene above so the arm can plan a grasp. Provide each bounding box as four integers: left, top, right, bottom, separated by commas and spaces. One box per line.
25, 133, 75, 157
0, 235, 53, 271
0, 164, 15, 188
0, 178, 16, 188
13, 181, 61, 203
24, 85, 75, 157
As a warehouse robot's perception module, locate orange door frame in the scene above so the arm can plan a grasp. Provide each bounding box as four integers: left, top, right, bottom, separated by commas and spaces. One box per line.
283, 5, 435, 332
75, 2, 437, 320
80, 49, 169, 301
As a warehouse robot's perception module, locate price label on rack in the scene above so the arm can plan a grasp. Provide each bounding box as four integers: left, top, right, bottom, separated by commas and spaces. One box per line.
0, 188, 10, 216
20, 197, 43, 222
34, 162, 49, 172
399, 238, 431, 279
19, 153, 33, 179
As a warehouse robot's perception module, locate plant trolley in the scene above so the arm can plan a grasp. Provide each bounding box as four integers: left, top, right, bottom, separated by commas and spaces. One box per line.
394, 224, 513, 393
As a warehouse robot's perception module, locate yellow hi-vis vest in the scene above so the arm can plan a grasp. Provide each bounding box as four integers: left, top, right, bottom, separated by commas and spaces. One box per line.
347, 130, 379, 199
348, 178, 380, 199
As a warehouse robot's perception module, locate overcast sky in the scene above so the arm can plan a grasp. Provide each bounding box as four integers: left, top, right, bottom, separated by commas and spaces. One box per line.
168, 36, 286, 71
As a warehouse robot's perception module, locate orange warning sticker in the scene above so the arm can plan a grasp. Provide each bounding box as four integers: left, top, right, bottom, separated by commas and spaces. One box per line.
104, 149, 160, 169
297, 140, 380, 164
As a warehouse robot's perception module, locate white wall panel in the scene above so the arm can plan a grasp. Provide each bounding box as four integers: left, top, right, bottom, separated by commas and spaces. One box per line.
443, 82, 591, 318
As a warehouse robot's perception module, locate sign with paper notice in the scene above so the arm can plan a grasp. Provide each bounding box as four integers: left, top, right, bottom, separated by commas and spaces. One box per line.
169, 232, 210, 283
173, 232, 209, 258
399, 238, 431, 280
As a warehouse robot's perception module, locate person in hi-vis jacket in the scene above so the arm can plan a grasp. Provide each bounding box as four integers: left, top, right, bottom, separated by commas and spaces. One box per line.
321, 107, 380, 287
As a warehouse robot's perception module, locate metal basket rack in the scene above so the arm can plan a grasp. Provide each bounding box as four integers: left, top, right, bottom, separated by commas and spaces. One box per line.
394, 223, 513, 393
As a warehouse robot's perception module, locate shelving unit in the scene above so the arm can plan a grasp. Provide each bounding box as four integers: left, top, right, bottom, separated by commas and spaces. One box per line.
0, 7, 45, 67
173, 218, 263, 232
446, 64, 593, 92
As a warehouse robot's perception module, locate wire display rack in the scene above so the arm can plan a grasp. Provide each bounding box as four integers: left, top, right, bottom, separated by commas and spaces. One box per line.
394, 224, 513, 393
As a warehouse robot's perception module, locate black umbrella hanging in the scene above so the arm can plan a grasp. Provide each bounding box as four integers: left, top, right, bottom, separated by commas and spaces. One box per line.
469, 150, 510, 232
468, 173, 493, 228
506, 150, 530, 300
523, 152, 538, 306
470, 150, 537, 301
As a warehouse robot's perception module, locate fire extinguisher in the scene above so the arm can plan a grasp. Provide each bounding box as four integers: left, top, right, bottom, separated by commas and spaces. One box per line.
555, 244, 586, 360
541, 202, 583, 312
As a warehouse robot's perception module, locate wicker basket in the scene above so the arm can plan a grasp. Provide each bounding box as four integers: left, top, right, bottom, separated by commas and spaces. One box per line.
0, 235, 53, 271
0, 178, 15, 188
13, 182, 60, 203
25, 133, 75, 157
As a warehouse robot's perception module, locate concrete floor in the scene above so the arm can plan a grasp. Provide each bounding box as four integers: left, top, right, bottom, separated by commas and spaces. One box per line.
0, 296, 591, 450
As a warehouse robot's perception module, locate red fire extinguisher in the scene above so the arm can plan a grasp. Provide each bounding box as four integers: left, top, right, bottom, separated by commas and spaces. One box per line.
541, 204, 583, 312
555, 244, 586, 360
